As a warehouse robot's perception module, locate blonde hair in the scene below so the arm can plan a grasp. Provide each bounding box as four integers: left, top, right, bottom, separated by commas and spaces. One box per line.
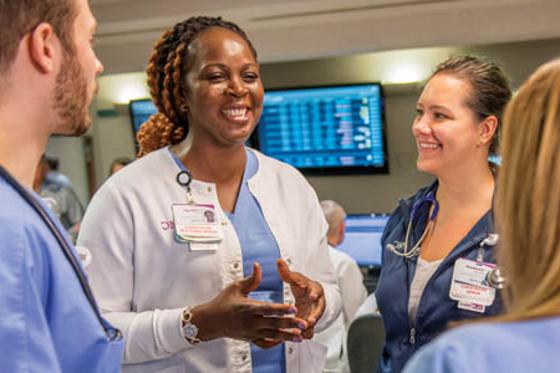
496, 58, 560, 321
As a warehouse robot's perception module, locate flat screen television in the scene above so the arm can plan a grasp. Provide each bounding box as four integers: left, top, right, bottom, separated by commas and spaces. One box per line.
129, 99, 157, 135
254, 83, 388, 175
337, 213, 390, 268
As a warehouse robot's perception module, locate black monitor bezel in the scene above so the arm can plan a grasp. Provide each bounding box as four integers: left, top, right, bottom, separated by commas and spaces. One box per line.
252, 82, 390, 176
128, 98, 156, 152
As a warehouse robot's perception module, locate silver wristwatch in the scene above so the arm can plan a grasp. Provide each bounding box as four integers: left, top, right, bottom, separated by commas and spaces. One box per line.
181, 307, 201, 345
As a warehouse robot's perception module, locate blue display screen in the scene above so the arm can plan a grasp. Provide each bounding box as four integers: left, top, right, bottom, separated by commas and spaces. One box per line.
129, 99, 157, 133
337, 214, 389, 268
256, 84, 388, 174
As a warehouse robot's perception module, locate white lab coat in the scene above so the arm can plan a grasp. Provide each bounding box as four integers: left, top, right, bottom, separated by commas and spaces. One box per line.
78, 147, 341, 373
313, 247, 368, 373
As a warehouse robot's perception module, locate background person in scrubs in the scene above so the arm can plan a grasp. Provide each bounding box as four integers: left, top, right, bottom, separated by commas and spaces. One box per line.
78, 16, 341, 373
34, 155, 84, 241
404, 58, 560, 373
0, 0, 123, 371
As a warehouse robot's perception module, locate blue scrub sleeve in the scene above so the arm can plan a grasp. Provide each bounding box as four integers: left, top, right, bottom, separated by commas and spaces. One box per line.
0, 218, 62, 372
402, 340, 469, 373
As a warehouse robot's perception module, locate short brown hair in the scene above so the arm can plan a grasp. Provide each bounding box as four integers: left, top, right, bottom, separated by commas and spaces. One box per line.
430, 55, 512, 155
0, 0, 77, 74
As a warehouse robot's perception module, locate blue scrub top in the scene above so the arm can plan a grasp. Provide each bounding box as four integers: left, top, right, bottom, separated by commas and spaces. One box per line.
0, 175, 123, 372
168, 148, 286, 373
227, 149, 286, 373
404, 316, 560, 373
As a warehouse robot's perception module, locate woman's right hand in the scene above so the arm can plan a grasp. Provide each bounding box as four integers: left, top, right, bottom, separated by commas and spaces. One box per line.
190, 263, 307, 346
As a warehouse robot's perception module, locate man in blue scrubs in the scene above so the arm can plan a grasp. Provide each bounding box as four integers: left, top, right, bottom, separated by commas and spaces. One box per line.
0, 0, 123, 371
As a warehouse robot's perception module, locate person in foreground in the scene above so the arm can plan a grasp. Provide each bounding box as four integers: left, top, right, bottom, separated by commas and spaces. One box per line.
374, 56, 512, 372
78, 16, 341, 372
0, 0, 123, 371
314, 200, 368, 372
404, 58, 560, 373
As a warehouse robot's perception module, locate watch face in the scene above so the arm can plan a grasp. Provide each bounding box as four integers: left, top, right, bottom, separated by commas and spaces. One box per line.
184, 324, 198, 339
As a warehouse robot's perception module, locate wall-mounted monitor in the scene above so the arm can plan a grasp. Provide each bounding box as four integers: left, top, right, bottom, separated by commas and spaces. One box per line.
337, 213, 390, 268
254, 83, 388, 175
129, 99, 157, 135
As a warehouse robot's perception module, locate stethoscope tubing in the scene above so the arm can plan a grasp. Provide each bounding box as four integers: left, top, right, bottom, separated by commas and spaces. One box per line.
389, 192, 505, 289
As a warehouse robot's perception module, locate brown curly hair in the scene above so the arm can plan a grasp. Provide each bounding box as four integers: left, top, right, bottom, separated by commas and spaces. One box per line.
136, 16, 257, 157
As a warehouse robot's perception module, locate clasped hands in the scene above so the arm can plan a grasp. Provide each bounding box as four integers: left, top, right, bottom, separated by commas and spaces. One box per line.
191, 259, 325, 348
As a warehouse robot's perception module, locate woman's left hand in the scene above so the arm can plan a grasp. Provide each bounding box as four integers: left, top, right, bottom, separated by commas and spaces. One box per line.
276, 258, 325, 339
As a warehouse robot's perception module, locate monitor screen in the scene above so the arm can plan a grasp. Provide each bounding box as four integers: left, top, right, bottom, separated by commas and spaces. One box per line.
129, 99, 157, 134
337, 213, 389, 268
255, 83, 388, 175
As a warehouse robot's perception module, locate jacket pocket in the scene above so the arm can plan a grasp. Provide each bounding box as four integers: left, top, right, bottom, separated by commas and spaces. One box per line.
122, 355, 187, 373
298, 340, 328, 373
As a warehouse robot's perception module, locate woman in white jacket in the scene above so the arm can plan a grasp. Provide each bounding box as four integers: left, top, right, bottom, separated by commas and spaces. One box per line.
78, 16, 341, 373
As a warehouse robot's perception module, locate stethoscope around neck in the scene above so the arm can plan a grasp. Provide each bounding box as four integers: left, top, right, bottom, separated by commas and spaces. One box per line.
386, 192, 506, 290
386, 193, 439, 259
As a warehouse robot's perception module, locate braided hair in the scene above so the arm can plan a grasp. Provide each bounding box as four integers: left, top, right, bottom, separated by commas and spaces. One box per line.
136, 16, 257, 157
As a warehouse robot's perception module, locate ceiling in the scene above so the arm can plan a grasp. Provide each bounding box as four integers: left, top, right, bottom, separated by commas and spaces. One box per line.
92, 0, 560, 74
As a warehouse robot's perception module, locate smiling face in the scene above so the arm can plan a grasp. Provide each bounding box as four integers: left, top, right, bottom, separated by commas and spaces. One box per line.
412, 73, 484, 176
183, 27, 264, 148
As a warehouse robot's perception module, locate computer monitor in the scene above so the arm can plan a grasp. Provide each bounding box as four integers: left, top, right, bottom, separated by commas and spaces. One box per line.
337, 213, 390, 268
129, 99, 157, 135
254, 83, 388, 175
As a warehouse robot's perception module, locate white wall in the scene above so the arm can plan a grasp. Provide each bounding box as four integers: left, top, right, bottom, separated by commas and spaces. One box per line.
91, 110, 137, 190
49, 38, 560, 211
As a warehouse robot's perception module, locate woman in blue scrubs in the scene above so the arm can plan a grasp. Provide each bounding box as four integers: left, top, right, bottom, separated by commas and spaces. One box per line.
404, 58, 560, 373
78, 16, 341, 373
374, 56, 512, 373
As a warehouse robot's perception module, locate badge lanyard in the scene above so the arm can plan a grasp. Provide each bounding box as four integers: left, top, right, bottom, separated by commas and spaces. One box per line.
168, 149, 222, 247
169, 149, 195, 204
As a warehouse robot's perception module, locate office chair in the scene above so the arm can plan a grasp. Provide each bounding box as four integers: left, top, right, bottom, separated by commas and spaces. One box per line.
347, 313, 385, 373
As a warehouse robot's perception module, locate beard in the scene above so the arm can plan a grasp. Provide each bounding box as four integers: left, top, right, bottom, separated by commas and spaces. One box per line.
52, 50, 91, 136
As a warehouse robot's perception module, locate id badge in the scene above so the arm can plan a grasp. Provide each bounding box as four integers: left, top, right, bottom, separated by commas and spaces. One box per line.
172, 204, 222, 243
449, 258, 496, 306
